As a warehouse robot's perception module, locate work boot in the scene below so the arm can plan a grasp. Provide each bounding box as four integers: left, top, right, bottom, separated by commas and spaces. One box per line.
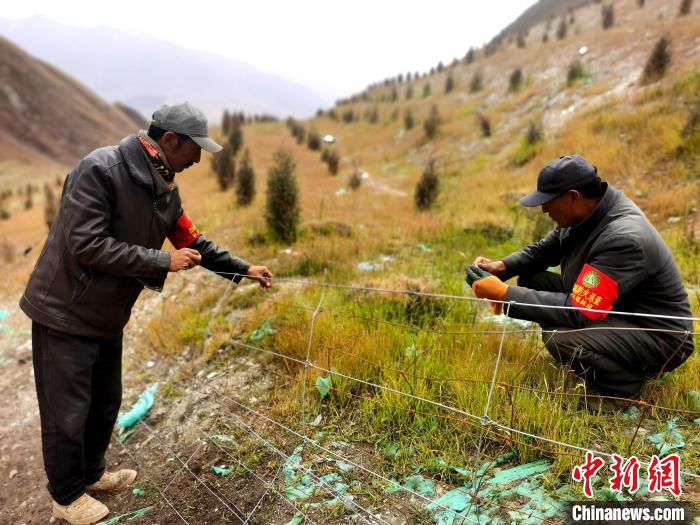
52, 493, 109, 525
86, 469, 137, 492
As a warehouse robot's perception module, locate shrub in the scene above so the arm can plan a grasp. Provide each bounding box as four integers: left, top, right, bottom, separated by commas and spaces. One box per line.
44, 183, 57, 229
470, 70, 483, 93
221, 110, 231, 134
516, 33, 526, 48
511, 122, 543, 167
526, 121, 543, 145
235, 148, 256, 206
679, 0, 693, 15
444, 74, 455, 93
509, 67, 523, 92
307, 128, 321, 150
321, 148, 340, 175
342, 110, 354, 123
348, 170, 362, 190
328, 109, 338, 121
211, 144, 236, 190
641, 37, 671, 84
405, 85, 413, 100
404, 109, 415, 130
367, 107, 379, 124
414, 158, 439, 210
602, 4, 615, 29
476, 113, 492, 137
24, 183, 33, 210
556, 16, 568, 39
567, 60, 587, 86
0, 237, 13, 263
422, 83, 432, 97
265, 149, 300, 243
227, 120, 243, 156
423, 104, 441, 140
464, 48, 475, 65
638, 0, 645, 7
542, 32, 550, 43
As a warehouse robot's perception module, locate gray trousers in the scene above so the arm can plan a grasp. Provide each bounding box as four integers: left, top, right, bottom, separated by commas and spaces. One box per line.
519, 272, 681, 398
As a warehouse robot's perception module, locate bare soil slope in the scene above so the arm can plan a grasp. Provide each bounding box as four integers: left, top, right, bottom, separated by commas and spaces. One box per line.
0, 35, 143, 166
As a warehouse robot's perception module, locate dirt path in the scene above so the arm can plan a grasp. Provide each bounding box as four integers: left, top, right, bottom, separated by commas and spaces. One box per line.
0, 273, 293, 525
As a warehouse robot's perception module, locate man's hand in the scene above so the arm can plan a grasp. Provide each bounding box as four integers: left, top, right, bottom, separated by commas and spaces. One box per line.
465, 265, 508, 314
169, 248, 201, 272
472, 256, 506, 277
246, 265, 273, 290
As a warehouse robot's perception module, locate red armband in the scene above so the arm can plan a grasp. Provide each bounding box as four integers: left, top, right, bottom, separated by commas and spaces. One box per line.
168, 212, 201, 249
570, 263, 618, 320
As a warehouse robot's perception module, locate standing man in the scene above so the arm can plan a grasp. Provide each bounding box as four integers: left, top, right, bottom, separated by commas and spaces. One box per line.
20, 102, 273, 524
467, 155, 694, 410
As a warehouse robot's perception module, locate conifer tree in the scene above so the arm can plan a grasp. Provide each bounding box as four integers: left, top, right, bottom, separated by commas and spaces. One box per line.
602, 4, 615, 29
509, 67, 523, 92
641, 37, 671, 83
423, 104, 441, 140
679, 0, 693, 15
444, 74, 455, 93
211, 144, 236, 190
235, 148, 256, 206
43, 184, 57, 229
556, 16, 568, 39
404, 109, 415, 130
227, 119, 243, 156
265, 149, 300, 243
414, 158, 439, 210
470, 70, 483, 93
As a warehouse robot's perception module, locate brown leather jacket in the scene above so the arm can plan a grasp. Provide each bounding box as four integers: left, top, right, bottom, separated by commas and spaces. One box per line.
20, 134, 249, 339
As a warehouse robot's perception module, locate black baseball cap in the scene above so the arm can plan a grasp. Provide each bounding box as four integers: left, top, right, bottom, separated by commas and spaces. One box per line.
519, 155, 598, 207
151, 102, 223, 153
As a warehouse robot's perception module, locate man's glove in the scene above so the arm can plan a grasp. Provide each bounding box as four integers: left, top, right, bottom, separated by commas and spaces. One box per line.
465, 265, 508, 314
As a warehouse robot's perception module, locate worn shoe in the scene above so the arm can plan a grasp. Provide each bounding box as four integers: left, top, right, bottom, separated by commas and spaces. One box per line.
86, 469, 137, 492
579, 393, 638, 414
52, 493, 109, 525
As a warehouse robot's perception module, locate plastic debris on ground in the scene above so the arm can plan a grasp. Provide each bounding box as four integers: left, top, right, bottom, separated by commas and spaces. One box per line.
0, 357, 12, 367
315, 376, 331, 399
285, 514, 304, 525
647, 418, 685, 455
480, 313, 533, 329
132, 487, 145, 496
212, 434, 237, 444
280, 443, 366, 518
117, 428, 136, 444
211, 465, 233, 477
0, 310, 8, 320
415, 243, 431, 252
250, 319, 276, 341
335, 187, 348, 195
96, 506, 152, 525
116, 384, 157, 429
357, 261, 383, 272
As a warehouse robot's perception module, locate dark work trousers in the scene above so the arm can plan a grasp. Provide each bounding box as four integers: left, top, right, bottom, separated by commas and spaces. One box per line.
518, 272, 680, 398
32, 321, 122, 505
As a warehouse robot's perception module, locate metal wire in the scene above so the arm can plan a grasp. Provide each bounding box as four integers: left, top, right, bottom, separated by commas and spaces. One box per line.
138, 419, 247, 522
213, 272, 700, 322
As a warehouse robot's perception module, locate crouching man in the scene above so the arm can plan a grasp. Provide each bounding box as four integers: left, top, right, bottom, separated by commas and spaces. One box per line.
20, 102, 272, 524
467, 155, 694, 410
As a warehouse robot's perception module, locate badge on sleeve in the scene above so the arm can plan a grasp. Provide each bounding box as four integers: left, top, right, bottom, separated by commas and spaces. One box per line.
571, 263, 618, 320
168, 212, 201, 249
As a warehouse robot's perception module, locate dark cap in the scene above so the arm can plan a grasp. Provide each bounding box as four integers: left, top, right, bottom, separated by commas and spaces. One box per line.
151, 102, 222, 153
519, 155, 598, 207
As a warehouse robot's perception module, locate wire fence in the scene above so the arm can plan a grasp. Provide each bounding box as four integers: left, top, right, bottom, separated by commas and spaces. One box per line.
115, 271, 698, 523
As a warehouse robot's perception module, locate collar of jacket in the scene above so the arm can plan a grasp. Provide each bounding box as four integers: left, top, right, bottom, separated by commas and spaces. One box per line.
119, 134, 161, 192
558, 182, 617, 241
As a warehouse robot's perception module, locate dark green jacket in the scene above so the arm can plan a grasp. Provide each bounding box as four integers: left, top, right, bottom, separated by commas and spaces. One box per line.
503, 185, 693, 352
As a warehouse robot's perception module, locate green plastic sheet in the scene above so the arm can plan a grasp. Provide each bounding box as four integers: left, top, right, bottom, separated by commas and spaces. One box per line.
116, 384, 157, 429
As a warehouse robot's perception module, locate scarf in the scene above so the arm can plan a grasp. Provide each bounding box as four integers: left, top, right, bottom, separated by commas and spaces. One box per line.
138, 131, 176, 193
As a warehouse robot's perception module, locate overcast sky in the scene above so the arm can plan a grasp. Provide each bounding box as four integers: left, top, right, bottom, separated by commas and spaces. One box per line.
3, 1, 536, 100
